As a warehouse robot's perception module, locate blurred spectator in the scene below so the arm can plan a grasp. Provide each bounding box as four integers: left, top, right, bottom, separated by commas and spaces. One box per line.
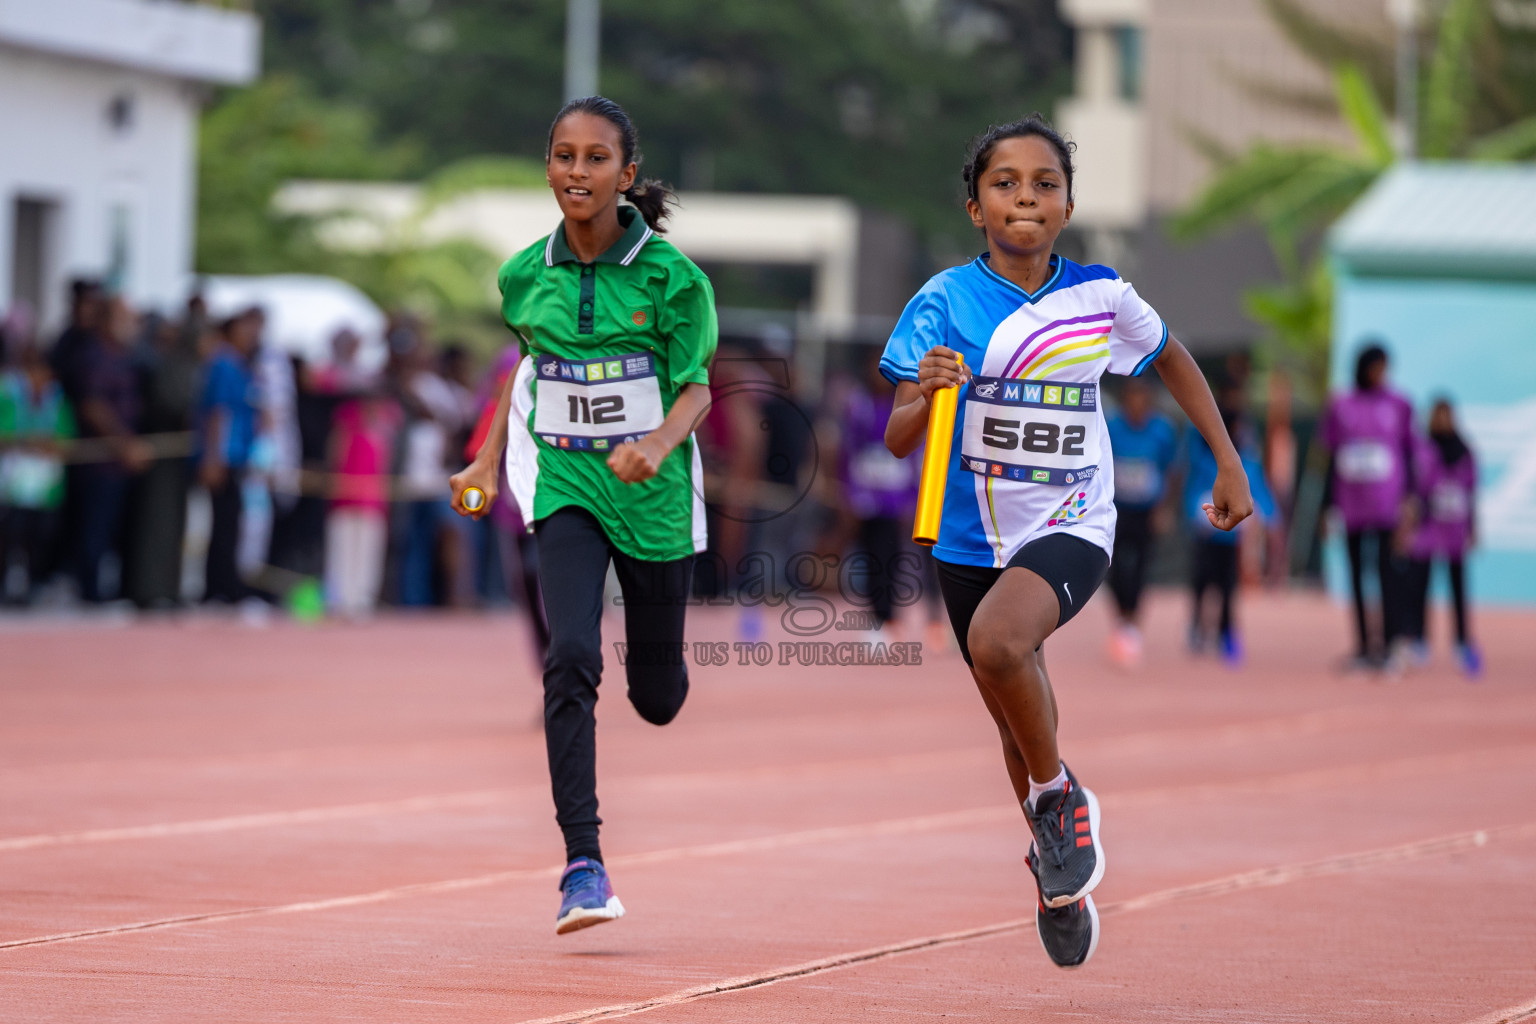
48, 279, 104, 585
49, 279, 104, 408
389, 324, 466, 607
0, 345, 75, 604
196, 312, 262, 604
122, 311, 199, 609
76, 296, 149, 603
325, 387, 400, 618
1320, 344, 1417, 670
281, 328, 374, 582
254, 306, 302, 545
752, 347, 815, 576
1184, 386, 1275, 667
438, 343, 482, 607
2, 303, 37, 367
1261, 370, 1298, 586
693, 341, 763, 598
1104, 377, 1178, 667
835, 347, 919, 634
1405, 398, 1482, 678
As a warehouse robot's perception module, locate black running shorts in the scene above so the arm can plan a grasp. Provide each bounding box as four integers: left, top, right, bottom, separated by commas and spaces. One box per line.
935, 533, 1110, 666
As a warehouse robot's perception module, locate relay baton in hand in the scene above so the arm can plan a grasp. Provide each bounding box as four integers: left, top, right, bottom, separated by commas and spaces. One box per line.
912, 354, 963, 547
461, 487, 485, 512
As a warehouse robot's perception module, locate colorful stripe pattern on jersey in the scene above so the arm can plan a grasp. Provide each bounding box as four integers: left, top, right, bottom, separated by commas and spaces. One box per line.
880, 254, 1167, 568
498, 205, 717, 561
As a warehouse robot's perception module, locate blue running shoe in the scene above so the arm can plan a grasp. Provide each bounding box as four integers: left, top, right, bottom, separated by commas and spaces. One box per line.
1028, 844, 1099, 968
1218, 629, 1244, 668
556, 857, 625, 935
1457, 643, 1484, 680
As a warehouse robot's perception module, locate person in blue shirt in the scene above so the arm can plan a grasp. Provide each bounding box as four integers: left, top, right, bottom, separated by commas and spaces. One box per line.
1104, 377, 1177, 667
1183, 392, 1275, 666
196, 311, 262, 603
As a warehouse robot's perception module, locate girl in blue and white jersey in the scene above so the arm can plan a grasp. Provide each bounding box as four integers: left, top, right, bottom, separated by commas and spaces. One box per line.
880, 116, 1253, 968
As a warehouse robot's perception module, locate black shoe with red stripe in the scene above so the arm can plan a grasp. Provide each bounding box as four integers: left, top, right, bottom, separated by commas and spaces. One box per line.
1028, 843, 1100, 968
1026, 762, 1103, 908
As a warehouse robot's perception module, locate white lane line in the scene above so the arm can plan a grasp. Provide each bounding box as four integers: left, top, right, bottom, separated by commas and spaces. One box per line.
511, 821, 1536, 1024
1464, 997, 1536, 1024
0, 746, 993, 854
0, 791, 510, 852
5, 739, 1530, 855
0, 805, 1011, 951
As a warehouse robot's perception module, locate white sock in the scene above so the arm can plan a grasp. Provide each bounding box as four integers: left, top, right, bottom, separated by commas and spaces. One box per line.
1026, 767, 1068, 811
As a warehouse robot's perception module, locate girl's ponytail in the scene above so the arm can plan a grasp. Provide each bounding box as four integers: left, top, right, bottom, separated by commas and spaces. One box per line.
549, 96, 676, 233
622, 178, 676, 232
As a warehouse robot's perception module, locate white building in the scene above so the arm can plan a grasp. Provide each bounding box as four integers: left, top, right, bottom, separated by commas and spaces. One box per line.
1056, 0, 1387, 351
0, 0, 259, 332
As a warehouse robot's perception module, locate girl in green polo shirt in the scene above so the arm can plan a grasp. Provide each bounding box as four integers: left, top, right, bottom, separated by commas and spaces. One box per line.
451, 96, 716, 935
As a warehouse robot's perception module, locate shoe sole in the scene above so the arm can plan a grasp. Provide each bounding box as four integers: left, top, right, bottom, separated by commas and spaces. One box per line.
555, 895, 625, 935
1034, 894, 1100, 969
1042, 786, 1104, 909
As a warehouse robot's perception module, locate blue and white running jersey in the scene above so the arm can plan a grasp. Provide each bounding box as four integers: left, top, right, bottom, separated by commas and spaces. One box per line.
880, 253, 1168, 567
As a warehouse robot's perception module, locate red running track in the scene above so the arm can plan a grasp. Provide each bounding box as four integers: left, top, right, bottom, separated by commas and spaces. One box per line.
2, 590, 1534, 1023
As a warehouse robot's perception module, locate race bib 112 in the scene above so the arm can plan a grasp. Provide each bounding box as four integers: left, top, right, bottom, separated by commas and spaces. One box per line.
532, 351, 665, 451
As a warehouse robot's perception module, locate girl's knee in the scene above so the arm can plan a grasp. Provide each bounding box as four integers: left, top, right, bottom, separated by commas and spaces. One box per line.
546, 635, 603, 683
627, 671, 688, 725
968, 625, 1039, 685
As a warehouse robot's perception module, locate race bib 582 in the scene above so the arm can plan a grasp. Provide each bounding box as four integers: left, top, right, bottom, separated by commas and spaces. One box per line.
532, 351, 665, 451
958, 376, 1100, 486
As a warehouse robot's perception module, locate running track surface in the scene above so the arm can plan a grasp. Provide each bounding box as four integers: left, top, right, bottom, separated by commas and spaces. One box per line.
3, 591, 1534, 1024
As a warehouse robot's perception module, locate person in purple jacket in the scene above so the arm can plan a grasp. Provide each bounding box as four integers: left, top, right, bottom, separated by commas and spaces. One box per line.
838, 350, 922, 633
1404, 398, 1482, 678
1320, 344, 1416, 670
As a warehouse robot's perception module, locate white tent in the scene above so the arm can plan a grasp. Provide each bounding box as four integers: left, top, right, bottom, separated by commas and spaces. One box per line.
196, 273, 387, 371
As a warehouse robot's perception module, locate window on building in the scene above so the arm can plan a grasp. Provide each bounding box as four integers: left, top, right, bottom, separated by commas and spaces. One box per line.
106, 204, 132, 295
1116, 25, 1143, 102
10, 197, 57, 321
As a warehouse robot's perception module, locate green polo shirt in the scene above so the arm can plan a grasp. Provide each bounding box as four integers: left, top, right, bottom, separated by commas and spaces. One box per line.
498, 205, 717, 561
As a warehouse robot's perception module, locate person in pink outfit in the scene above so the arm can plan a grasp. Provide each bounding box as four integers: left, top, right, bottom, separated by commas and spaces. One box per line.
325, 391, 400, 617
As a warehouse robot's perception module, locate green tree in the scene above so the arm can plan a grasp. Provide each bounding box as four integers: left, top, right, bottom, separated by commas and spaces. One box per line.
1172, 0, 1536, 393
196, 74, 421, 274
253, 0, 1071, 250
197, 77, 546, 347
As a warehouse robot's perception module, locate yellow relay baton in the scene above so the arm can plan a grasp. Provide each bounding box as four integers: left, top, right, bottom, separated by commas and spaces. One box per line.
913, 353, 963, 547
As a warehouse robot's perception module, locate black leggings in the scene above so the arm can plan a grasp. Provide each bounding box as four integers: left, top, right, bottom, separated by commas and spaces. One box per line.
1190, 539, 1237, 637
204, 476, 246, 604
535, 506, 694, 865
1108, 506, 1154, 619
857, 515, 902, 625
1404, 557, 1469, 646
1345, 528, 1410, 658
